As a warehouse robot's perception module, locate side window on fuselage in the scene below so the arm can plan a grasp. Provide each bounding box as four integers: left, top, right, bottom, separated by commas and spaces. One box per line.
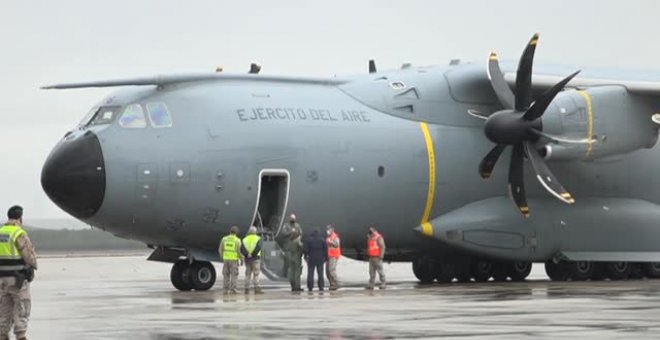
146, 102, 173, 128
118, 104, 147, 128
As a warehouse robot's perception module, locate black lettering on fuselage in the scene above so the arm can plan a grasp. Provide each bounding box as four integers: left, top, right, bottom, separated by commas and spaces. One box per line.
257, 108, 267, 120
237, 109, 247, 121
360, 111, 371, 122
237, 107, 370, 123
265, 108, 277, 120
275, 108, 287, 119
341, 110, 352, 121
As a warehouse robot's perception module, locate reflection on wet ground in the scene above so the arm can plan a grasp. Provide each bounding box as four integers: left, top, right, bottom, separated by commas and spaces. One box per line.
31, 256, 660, 339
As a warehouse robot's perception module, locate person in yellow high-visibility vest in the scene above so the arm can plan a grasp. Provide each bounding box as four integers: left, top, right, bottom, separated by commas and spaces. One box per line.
0, 205, 37, 340
218, 226, 243, 295
241, 226, 263, 294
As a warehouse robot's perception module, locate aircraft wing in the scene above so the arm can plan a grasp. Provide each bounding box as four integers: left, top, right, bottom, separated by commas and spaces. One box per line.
503, 72, 660, 95
41, 73, 348, 89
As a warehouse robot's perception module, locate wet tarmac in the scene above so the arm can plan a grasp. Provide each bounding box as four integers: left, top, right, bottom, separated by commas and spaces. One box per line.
28, 254, 660, 339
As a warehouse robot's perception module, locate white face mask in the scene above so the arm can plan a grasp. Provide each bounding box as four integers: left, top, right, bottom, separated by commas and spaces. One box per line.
326, 230, 331, 236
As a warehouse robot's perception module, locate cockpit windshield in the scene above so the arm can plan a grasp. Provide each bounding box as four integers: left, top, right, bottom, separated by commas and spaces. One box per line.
80, 106, 121, 128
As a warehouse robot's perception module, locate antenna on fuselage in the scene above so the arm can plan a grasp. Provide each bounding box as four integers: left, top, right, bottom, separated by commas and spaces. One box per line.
369, 59, 377, 74
249, 63, 262, 74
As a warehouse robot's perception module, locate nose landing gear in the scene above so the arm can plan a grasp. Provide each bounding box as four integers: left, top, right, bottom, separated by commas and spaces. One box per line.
170, 260, 216, 291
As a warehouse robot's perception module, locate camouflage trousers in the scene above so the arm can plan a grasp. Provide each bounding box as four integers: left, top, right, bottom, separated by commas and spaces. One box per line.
244, 260, 261, 290
222, 260, 239, 293
286, 254, 302, 291
0, 277, 30, 340
368, 257, 386, 289
326, 257, 341, 289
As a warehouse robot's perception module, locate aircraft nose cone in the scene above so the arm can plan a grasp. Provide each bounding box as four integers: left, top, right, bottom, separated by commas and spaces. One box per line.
41, 130, 106, 220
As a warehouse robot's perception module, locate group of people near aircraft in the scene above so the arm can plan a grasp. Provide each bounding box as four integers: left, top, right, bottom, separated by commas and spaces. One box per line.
218, 213, 387, 294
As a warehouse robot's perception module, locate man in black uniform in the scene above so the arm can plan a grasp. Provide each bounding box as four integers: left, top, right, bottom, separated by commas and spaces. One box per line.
303, 228, 327, 291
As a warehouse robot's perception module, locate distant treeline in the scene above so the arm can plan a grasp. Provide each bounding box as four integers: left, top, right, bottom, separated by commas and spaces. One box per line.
24, 227, 146, 252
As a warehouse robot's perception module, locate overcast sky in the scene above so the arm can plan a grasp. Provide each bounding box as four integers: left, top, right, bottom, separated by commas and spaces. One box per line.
1, 0, 659, 219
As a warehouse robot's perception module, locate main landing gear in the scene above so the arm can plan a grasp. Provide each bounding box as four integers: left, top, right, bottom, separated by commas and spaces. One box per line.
412, 256, 532, 283
170, 260, 217, 291
544, 261, 660, 281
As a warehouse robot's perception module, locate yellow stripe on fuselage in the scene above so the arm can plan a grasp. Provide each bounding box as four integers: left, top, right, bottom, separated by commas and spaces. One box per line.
420, 122, 436, 235
577, 90, 594, 157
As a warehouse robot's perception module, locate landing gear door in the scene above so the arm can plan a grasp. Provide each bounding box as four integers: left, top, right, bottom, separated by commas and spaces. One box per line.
250, 169, 291, 281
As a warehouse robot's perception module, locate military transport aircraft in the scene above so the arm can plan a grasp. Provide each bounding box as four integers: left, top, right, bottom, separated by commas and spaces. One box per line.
41, 34, 660, 290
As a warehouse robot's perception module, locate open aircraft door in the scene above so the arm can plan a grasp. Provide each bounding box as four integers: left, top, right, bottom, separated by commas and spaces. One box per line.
250, 169, 290, 281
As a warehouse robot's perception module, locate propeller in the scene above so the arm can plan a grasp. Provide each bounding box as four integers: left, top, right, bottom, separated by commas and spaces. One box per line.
479, 33, 579, 217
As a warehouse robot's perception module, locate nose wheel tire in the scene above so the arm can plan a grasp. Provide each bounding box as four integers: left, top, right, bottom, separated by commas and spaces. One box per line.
190, 261, 217, 291
170, 261, 193, 291
170, 261, 217, 291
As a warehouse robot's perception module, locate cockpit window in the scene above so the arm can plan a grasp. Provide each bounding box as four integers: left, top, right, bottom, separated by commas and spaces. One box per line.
87, 106, 121, 126
118, 104, 147, 128
146, 102, 172, 128
78, 106, 99, 128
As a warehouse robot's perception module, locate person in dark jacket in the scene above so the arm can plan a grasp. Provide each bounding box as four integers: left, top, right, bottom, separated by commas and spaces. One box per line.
303, 228, 328, 291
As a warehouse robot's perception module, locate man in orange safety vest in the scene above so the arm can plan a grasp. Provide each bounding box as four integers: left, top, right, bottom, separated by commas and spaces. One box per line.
325, 224, 341, 290
366, 226, 386, 290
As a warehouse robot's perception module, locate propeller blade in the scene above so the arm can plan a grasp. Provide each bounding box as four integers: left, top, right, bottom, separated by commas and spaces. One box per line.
528, 128, 595, 145
479, 144, 507, 178
523, 141, 575, 204
523, 70, 580, 121
369, 59, 377, 74
487, 52, 515, 110
508, 143, 529, 217
515, 33, 539, 112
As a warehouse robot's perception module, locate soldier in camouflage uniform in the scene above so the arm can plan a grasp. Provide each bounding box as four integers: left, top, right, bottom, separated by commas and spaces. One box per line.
280, 214, 303, 291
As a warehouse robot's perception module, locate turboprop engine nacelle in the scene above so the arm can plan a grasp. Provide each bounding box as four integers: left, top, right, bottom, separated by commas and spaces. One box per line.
540, 86, 659, 161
